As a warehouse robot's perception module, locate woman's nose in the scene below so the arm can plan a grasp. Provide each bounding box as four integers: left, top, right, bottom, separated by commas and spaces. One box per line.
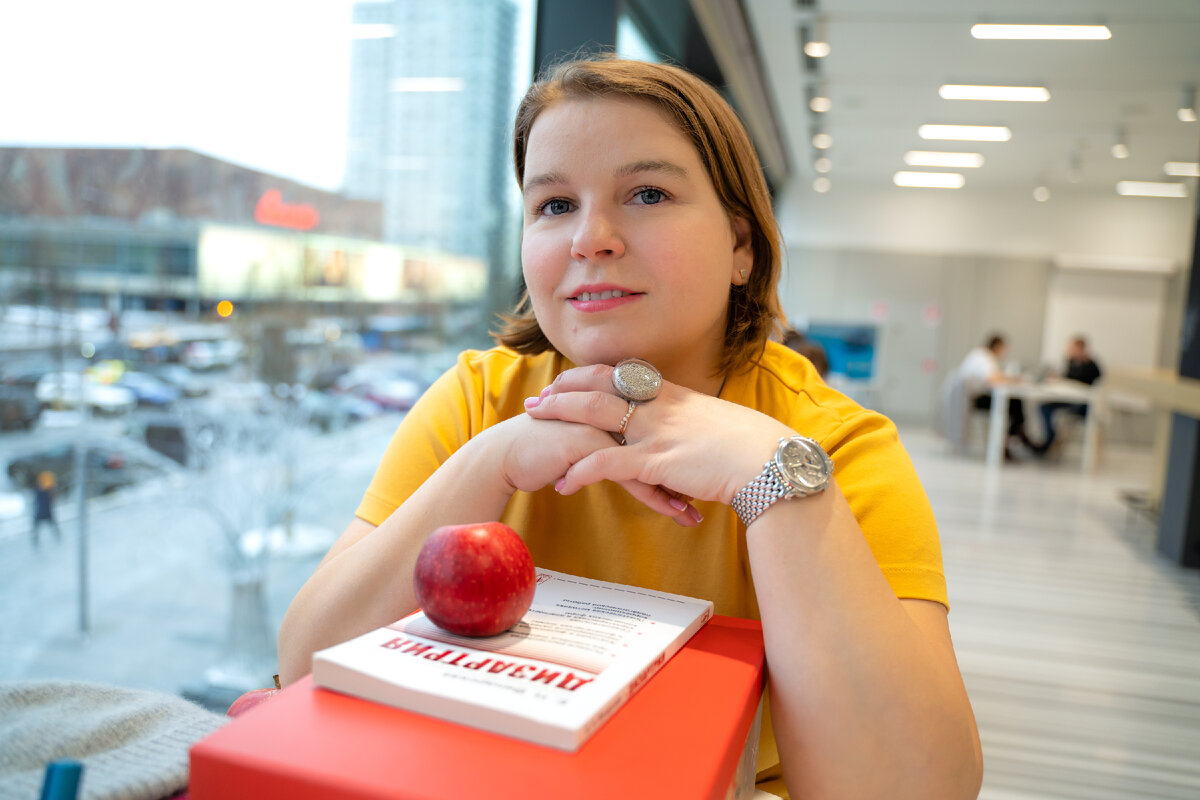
570, 207, 625, 261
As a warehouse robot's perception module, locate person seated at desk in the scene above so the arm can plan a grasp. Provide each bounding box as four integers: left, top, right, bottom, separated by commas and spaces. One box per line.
957, 333, 1036, 461
1034, 335, 1102, 457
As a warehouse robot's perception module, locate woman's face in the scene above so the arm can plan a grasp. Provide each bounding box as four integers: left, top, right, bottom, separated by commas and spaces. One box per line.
520, 96, 753, 388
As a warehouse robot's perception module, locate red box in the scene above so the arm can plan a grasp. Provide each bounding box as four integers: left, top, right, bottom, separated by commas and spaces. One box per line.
190, 616, 765, 800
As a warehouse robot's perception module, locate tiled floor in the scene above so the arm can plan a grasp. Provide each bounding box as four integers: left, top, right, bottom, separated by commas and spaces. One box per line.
901, 427, 1200, 800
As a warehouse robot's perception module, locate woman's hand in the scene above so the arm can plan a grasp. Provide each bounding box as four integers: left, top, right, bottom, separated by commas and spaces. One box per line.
487, 412, 615, 496
522, 364, 795, 520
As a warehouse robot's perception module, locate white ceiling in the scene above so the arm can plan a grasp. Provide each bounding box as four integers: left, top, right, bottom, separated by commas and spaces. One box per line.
742, 0, 1200, 199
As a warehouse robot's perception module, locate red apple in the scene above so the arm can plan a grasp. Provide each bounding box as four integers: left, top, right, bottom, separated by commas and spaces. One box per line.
413, 522, 536, 637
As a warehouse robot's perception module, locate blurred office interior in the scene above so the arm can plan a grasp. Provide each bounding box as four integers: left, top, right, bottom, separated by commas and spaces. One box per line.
1, 2, 1198, 797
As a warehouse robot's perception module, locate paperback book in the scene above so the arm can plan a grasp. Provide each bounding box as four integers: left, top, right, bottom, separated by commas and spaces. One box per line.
311, 568, 715, 751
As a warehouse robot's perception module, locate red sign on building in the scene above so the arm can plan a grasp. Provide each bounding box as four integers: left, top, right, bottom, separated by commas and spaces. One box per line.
255, 189, 320, 231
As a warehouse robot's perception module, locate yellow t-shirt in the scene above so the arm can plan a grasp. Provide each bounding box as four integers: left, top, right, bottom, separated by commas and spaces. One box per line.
356, 342, 947, 798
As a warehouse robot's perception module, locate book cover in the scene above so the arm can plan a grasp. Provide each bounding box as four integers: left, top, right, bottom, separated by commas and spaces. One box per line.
189, 616, 766, 800
311, 568, 714, 751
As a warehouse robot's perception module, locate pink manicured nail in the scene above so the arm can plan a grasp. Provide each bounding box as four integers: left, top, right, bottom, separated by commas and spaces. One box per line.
524, 395, 541, 408
687, 506, 703, 524
668, 497, 686, 512
540, 386, 551, 399
554, 478, 566, 493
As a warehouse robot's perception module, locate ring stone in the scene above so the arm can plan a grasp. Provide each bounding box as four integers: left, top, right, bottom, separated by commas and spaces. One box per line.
612, 358, 662, 403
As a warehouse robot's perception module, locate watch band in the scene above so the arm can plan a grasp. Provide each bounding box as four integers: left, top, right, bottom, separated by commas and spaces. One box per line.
730, 460, 789, 527
731, 436, 833, 527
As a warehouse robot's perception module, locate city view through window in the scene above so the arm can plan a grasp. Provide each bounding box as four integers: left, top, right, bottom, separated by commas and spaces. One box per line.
0, 0, 541, 708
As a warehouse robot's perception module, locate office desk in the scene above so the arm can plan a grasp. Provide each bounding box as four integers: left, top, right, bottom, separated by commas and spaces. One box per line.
986, 381, 1099, 471
1100, 367, 1200, 504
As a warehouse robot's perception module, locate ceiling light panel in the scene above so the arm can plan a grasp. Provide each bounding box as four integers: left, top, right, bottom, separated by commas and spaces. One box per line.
919, 124, 1012, 142
939, 84, 1050, 102
1164, 161, 1200, 177
894, 171, 966, 189
904, 151, 985, 168
970, 24, 1111, 40
1115, 181, 1188, 198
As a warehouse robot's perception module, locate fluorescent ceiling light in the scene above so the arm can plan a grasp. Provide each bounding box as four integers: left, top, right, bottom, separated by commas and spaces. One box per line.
813, 156, 833, 173
970, 24, 1111, 40
1115, 181, 1187, 198
809, 96, 832, 113
813, 177, 832, 193
812, 132, 833, 149
804, 41, 831, 58
904, 151, 985, 168
939, 84, 1050, 102
894, 171, 965, 189
919, 124, 1011, 142
1180, 108, 1198, 123
390, 77, 464, 92
1164, 161, 1200, 177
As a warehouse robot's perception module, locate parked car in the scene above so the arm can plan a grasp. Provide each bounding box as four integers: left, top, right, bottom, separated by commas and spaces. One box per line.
35, 372, 137, 415
182, 339, 244, 371
332, 369, 423, 411
139, 413, 223, 466
6, 441, 166, 496
0, 384, 41, 430
146, 364, 209, 397
116, 371, 182, 407
296, 390, 380, 433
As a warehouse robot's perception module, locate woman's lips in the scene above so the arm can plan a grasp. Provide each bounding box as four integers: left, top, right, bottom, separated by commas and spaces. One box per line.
567, 289, 642, 312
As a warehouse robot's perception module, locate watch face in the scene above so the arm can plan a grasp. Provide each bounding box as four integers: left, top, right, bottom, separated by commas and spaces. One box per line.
777, 438, 832, 491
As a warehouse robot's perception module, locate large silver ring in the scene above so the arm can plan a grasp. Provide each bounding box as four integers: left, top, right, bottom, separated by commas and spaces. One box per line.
612, 358, 662, 403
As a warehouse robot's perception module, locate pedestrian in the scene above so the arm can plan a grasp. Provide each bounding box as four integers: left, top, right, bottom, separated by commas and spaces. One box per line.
279, 55, 982, 798
32, 471, 62, 548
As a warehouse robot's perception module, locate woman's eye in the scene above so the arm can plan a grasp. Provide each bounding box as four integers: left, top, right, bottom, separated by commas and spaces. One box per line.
538, 198, 572, 216
635, 188, 665, 205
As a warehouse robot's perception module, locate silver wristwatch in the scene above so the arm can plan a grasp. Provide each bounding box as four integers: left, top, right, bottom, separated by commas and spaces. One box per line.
730, 436, 834, 527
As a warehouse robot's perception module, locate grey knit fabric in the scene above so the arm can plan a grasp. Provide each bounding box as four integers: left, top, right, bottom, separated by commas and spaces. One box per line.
0, 680, 228, 800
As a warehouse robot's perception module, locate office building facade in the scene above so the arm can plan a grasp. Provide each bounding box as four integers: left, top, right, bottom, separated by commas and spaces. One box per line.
345, 0, 517, 265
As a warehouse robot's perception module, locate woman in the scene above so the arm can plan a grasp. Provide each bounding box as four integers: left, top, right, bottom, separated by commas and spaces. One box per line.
279, 56, 982, 799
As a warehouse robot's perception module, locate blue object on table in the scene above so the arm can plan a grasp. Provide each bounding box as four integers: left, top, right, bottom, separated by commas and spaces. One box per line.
39, 760, 82, 800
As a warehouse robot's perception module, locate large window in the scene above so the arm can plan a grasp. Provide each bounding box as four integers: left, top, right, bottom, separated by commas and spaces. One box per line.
0, 0, 536, 709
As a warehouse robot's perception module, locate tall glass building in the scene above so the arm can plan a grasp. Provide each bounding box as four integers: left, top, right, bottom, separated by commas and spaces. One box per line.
345, 0, 518, 266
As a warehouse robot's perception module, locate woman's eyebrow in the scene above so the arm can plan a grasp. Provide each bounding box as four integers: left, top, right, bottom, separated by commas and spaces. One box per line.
523, 160, 688, 194
522, 171, 565, 193
615, 159, 688, 179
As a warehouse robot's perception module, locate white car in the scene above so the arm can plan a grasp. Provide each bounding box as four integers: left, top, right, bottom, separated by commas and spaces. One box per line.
35, 372, 137, 415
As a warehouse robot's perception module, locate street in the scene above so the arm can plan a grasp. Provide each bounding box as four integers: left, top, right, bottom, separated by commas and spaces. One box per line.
0, 411, 401, 709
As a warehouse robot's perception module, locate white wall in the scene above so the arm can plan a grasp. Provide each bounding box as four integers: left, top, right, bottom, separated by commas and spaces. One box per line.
1040, 270, 1168, 371
781, 247, 1050, 423
774, 179, 1198, 425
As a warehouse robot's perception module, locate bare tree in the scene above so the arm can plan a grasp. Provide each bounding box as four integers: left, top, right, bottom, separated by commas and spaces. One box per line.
179, 386, 319, 706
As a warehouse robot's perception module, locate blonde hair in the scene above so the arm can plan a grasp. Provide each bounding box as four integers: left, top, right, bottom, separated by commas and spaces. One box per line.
493, 56, 785, 376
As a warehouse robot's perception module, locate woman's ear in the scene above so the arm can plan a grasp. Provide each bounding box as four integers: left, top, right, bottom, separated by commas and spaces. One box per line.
730, 216, 754, 284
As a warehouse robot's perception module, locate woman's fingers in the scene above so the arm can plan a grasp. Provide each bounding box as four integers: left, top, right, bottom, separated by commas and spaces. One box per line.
542, 364, 619, 397
615, 480, 703, 527
525, 384, 636, 439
